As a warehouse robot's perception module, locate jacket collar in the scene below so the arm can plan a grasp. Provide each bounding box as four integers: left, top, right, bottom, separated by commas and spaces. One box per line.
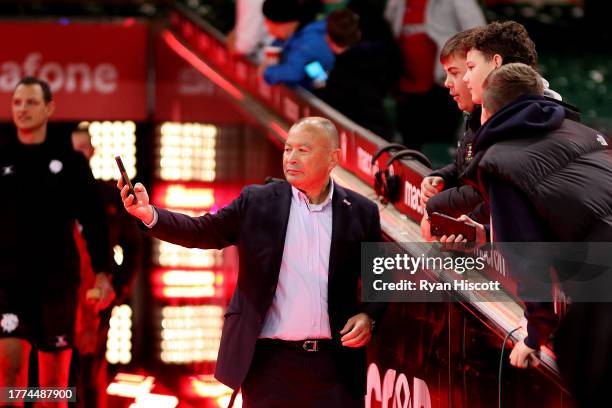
329, 181, 351, 282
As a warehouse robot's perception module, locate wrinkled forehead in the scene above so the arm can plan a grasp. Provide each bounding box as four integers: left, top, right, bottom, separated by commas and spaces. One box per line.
287, 124, 331, 147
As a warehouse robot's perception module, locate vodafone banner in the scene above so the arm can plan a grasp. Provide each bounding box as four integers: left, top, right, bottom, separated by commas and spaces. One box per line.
0, 21, 148, 121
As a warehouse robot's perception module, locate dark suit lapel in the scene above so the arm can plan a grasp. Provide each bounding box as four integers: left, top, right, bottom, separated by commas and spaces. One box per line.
329, 181, 351, 283
269, 181, 292, 279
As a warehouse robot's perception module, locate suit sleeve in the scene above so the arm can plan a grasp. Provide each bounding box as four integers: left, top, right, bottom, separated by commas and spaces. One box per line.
74, 154, 112, 274
360, 202, 387, 330
146, 186, 249, 250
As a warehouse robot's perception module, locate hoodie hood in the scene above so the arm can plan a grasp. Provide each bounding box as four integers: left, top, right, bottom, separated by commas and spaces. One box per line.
541, 77, 562, 101
474, 94, 566, 153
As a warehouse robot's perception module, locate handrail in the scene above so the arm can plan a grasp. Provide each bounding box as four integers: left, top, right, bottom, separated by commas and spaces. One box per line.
170, 2, 429, 223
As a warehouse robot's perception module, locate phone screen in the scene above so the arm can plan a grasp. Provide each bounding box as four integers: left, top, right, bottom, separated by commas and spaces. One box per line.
115, 156, 137, 203
305, 61, 328, 82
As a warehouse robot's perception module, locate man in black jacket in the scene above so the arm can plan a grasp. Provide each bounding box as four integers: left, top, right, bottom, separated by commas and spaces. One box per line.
0, 77, 113, 407
119, 117, 385, 408
316, 8, 400, 139
464, 63, 612, 407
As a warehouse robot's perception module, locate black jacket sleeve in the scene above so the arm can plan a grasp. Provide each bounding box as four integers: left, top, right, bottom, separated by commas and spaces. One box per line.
467, 200, 490, 225
425, 185, 484, 219
74, 154, 112, 274
487, 177, 559, 349
360, 203, 387, 330
429, 163, 459, 188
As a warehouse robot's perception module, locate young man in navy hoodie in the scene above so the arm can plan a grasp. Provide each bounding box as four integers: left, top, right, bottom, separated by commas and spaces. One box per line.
466, 63, 612, 408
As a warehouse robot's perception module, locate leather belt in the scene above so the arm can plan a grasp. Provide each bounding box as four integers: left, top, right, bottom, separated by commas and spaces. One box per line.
257, 338, 334, 352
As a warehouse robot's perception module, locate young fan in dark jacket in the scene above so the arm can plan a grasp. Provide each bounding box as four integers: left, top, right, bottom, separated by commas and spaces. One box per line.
463, 63, 612, 408
419, 28, 489, 243
315, 8, 399, 139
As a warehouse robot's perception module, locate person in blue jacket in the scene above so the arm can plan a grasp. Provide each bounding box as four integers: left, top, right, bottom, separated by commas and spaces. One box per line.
261, 0, 335, 90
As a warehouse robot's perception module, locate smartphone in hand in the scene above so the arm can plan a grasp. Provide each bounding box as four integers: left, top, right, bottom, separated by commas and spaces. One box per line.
429, 212, 476, 241
305, 61, 328, 88
115, 156, 137, 204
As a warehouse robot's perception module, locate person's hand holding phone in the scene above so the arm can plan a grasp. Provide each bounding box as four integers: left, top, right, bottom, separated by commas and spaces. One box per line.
117, 178, 155, 225
115, 156, 155, 224
438, 215, 487, 252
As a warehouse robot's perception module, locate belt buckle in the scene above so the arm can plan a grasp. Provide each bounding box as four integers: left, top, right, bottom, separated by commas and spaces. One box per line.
302, 340, 318, 352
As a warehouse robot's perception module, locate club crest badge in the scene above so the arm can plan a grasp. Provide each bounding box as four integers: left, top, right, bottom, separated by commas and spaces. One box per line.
49, 159, 63, 174
1, 313, 19, 333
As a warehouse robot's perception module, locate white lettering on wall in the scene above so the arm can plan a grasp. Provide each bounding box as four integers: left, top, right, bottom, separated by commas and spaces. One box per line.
340, 132, 347, 163
0, 52, 119, 94
179, 67, 215, 95
403, 180, 424, 215
366, 363, 431, 408
357, 147, 375, 176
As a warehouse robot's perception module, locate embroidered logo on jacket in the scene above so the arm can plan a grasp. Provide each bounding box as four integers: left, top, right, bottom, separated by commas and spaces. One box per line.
2, 166, 14, 176
49, 159, 63, 174
465, 143, 473, 162
596, 134, 608, 147
55, 335, 68, 348
1, 313, 19, 333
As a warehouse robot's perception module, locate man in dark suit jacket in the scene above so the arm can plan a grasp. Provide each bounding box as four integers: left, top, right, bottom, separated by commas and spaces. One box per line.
119, 117, 385, 407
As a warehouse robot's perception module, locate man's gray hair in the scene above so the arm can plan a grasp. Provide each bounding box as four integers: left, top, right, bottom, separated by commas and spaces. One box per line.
290, 117, 339, 149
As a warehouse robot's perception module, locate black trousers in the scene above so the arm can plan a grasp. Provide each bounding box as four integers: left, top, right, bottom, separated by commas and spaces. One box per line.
241, 340, 363, 408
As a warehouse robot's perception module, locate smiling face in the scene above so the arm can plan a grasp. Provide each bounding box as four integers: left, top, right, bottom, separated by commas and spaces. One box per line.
463, 49, 500, 104
12, 83, 54, 133
283, 122, 339, 192
442, 54, 474, 113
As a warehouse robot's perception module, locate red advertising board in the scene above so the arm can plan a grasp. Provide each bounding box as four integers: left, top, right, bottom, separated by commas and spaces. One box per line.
0, 21, 148, 121
154, 33, 246, 124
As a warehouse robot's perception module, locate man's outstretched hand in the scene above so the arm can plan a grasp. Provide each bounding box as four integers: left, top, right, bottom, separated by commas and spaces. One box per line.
117, 179, 154, 224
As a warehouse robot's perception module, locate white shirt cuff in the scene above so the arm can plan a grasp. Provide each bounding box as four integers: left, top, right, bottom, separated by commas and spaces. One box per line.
144, 207, 158, 228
